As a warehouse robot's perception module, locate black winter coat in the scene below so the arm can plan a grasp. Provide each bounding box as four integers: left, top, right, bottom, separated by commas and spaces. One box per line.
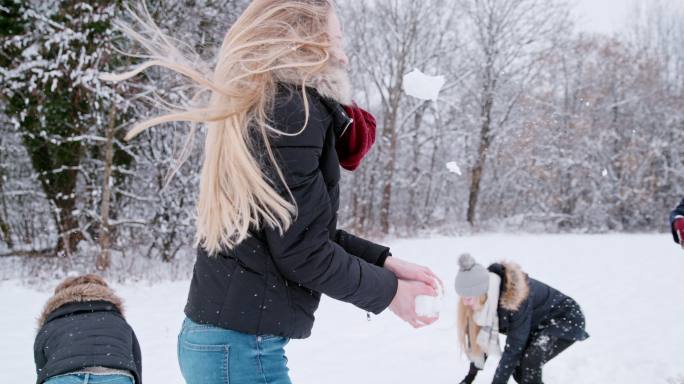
34, 301, 142, 384
488, 263, 589, 384
184, 84, 398, 339
670, 198, 684, 243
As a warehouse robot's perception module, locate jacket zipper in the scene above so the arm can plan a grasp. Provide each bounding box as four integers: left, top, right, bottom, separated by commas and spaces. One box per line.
339, 115, 353, 137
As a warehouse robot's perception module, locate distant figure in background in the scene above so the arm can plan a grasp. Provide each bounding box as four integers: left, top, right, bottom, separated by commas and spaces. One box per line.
454, 254, 588, 384
34, 274, 142, 384
670, 198, 684, 249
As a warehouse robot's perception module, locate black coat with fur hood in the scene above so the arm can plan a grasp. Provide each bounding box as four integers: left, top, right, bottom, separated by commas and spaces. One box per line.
184, 82, 398, 339
488, 262, 589, 384
34, 276, 142, 384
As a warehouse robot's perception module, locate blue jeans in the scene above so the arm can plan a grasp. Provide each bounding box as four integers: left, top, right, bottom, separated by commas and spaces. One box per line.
177, 317, 292, 384
44, 374, 133, 384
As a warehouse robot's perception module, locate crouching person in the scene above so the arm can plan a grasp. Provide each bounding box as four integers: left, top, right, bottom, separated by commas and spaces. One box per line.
455, 254, 588, 384
34, 274, 142, 384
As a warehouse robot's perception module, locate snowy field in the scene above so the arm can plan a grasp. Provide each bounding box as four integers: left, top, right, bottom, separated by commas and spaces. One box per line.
2, 234, 683, 384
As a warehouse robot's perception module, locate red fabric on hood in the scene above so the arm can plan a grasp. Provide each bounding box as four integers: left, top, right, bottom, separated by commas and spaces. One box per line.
337, 103, 377, 171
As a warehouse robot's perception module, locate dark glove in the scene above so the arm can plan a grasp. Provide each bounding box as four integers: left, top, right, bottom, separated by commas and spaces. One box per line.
459, 362, 480, 384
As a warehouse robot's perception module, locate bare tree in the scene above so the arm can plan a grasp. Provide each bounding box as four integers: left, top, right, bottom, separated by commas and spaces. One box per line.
341, 0, 459, 234
457, 0, 571, 225
1, 0, 684, 278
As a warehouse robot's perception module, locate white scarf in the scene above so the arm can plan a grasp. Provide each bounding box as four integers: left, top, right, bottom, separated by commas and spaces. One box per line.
467, 272, 502, 369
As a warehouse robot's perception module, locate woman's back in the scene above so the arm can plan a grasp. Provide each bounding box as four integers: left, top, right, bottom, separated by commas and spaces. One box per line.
184, 85, 397, 339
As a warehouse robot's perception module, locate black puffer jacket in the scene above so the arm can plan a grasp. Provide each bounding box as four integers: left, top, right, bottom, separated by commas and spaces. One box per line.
488, 262, 589, 384
184, 84, 398, 339
670, 198, 684, 243
34, 300, 142, 384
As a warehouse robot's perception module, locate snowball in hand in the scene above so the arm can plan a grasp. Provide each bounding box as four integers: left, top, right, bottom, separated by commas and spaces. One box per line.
446, 161, 462, 175
415, 295, 442, 318
403, 69, 446, 101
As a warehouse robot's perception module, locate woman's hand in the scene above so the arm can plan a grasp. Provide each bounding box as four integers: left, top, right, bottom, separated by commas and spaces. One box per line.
389, 279, 439, 328
384, 257, 443, 292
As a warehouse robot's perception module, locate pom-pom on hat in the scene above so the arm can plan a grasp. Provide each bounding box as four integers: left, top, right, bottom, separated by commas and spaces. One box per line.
454, 253, 490, 297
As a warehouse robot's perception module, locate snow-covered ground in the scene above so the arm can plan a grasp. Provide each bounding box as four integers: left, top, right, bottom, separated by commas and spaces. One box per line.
2, 234, 683, 383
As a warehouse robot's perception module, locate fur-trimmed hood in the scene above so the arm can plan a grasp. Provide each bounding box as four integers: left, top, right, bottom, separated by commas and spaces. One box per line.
275, 63, 352, 106
488, 262, 530, 311
38, 274, 124, 328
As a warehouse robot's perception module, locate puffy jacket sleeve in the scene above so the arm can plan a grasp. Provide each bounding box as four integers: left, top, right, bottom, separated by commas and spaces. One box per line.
263, 88, 398, 314
670, 198, 684, 243
492, 303, 532, 384
132, 329, 142, 384
33, 328, 47, 377
334, 229, 391, 267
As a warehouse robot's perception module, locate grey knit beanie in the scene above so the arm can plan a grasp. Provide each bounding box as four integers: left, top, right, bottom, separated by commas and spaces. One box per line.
454, 253, 489, 297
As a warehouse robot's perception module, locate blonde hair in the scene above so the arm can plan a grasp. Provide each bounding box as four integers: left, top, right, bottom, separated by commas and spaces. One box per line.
101, 0, 336, 254
457, 295, 487, 357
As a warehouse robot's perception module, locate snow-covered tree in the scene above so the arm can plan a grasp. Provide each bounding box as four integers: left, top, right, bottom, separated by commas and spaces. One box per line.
0, 0, 127, 256
1, 0, 683, 277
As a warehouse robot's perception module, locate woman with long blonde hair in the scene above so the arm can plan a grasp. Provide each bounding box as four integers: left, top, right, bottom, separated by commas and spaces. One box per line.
104, 1, 442, 382
454, 254, 589, 384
